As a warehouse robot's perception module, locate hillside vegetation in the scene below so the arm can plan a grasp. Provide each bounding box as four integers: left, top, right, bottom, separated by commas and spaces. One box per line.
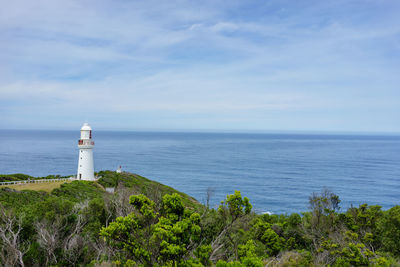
97, 171, 201, 210
0, 180, 72, 192
0, 173, 70, 182
0, 171, 399, 266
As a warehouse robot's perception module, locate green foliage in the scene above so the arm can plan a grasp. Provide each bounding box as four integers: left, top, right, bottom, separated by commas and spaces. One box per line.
129, 194, 156, 218
332, 242, 371, 266
162, 193, 185, 218
51, 180, 104, 202
309, 189, 341, 215
379, 205, 400, 256
84, 197, 108, 236
98, 170, 202, 210
2, 173, 400, 266
345, 204, 383, 232
30, 195, 75, 220
316, 232, 387, 267
269, 250, 313, 267
339, 204, 384, 252
238, 240, 264, 266
101, 193, 201, 266
0, 173, 33, 182
101, 212, 150, 262
216, 260, 244, 267
0, 173, 70, 182
214, 241, 265, 267
308, 189, 341, 236
249, 218, 284, 256
194, 245, 212, 266
0, 188, 46, 210
371, 255, 400, 267
218, 190, 252, 222
97, 170, 121, 188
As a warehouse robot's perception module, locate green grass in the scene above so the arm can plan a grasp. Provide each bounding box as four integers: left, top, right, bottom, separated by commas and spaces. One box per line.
0, 171, 204, 212
0, 180, 72, 192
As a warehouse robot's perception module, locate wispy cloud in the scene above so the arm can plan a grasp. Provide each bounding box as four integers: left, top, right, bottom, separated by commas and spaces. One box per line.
1, 0, 399, 132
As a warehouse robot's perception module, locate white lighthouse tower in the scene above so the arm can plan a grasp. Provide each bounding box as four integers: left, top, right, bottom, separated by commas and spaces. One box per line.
77, 122, 95, 180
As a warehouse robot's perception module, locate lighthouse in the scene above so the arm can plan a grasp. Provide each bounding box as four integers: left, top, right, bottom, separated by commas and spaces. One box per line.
77, 123, 95, 180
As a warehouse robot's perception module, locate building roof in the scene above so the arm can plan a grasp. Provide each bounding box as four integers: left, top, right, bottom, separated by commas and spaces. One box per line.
81, 122, 92, 131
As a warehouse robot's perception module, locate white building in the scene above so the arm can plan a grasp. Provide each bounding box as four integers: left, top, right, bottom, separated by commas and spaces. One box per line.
77, 123, 95, 180
116, 165, 122, 173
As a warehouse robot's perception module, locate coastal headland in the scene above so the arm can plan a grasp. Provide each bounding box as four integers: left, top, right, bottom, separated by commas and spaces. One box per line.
0, 171, 399, 266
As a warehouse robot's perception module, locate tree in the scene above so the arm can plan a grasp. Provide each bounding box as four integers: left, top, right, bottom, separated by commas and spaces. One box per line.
379, 205, 400, 255
308, 189, 341, 237
0, 205, 27, 267
100, 193, 201, 266
249, 217, 285, 256
35, 219, 62, 266
210, 191, 253, 261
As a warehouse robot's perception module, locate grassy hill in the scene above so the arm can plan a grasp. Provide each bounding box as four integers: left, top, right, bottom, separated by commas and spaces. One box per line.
97, 170, 200, 209
0, 170, 202, 211
1, 171, 399, 266
0, 180, 72, 192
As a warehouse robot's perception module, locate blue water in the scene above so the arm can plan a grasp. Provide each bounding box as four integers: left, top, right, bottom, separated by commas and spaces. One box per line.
0, 130, 399, 214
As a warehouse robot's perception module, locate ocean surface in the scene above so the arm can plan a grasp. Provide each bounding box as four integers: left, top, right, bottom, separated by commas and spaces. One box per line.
0, 130, 399, 214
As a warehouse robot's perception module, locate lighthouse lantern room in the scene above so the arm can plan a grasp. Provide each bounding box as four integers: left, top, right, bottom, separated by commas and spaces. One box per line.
77, 123, 95, 180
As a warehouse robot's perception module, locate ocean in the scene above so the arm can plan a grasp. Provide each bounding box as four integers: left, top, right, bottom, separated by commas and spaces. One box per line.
0, 130, 399, 214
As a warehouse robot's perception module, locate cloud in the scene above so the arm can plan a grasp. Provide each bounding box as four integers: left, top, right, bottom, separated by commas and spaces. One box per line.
1, 0, 399, 132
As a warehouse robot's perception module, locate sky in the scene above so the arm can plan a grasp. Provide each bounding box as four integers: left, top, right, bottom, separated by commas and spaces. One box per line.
0, 0, 399, 133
